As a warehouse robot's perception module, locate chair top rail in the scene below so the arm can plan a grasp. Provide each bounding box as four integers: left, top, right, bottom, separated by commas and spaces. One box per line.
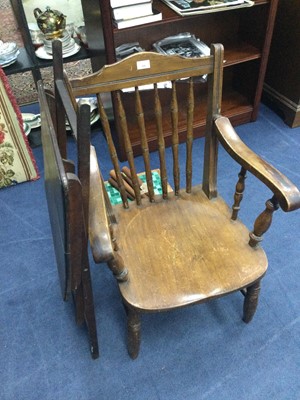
70, 50, 217, 96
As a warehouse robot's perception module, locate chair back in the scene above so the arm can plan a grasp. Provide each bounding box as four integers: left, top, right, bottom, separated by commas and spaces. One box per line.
52, 41, 224, 208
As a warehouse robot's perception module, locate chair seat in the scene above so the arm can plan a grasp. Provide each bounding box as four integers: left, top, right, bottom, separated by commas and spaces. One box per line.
116, 185, 268, 312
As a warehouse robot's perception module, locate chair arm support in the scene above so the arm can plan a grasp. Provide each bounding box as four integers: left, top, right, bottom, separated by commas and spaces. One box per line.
214, 116, 300, 212
89, 146, 114, 263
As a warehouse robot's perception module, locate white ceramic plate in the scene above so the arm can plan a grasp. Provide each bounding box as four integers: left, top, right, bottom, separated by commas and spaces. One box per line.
1, 56, 18, 68
90, 112, 100, 126
44, 38, 76, 55
35, 43, 81, 60
65, 98, 100, 130
22, 113, 41, 129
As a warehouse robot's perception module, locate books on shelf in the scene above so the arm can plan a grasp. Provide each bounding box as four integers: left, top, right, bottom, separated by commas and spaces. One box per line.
160, 0, 254, 16
113, 8, 162, 29
110, 0, 150, 8
112, 2, 153, 20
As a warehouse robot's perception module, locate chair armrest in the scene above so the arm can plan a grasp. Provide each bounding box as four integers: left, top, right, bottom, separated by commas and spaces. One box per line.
214, 116, 300, 212
89, 146, 114, 263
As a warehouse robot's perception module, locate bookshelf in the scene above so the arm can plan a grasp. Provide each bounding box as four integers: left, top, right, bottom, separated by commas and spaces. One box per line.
99, 0, 278, 159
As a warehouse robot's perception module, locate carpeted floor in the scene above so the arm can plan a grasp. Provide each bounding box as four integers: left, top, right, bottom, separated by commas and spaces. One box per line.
0, 103, 299, 400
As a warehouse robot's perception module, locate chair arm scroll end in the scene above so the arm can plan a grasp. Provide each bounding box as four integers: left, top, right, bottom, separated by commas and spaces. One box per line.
214, 116, 300, 212
89, 232, 114, 264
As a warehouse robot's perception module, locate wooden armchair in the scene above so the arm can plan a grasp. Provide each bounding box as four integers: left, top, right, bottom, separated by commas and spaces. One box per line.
52, 40, 300, 359
38, 81, 99, 359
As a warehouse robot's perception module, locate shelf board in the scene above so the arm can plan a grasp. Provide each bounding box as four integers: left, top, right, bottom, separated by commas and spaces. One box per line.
254, 0, 270, 4
223, 42, 261, 66
35, 43, 93, 69
3, 43, 105, 76
152, 0, 270, 22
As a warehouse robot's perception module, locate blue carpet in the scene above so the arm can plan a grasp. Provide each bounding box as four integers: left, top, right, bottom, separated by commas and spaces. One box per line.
0, 104, 299, 400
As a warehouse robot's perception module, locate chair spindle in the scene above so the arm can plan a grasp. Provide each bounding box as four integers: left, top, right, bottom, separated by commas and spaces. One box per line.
186, 78, 195, 193
97, 94, 129, 209
116, 91, 142, 205
231, 167, 247, 220
135, 87, 155, 202
154, 84, 168, 199
171, 81, 180, 195
249, 195, 279, 247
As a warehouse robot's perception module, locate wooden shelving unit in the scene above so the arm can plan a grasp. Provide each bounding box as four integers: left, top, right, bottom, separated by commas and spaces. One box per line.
98, 0, 278, 159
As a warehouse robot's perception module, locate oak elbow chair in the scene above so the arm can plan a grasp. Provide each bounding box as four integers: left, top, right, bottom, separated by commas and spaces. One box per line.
51, 40, 300, 359
38, 82, 99, 359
